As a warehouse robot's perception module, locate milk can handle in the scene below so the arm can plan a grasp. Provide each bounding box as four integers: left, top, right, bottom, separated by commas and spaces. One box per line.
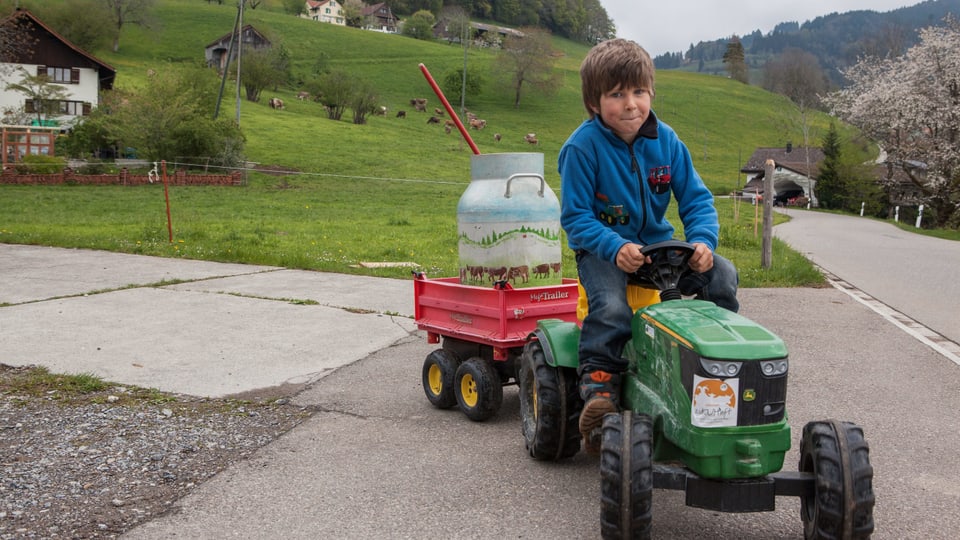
504, 173, 545, 199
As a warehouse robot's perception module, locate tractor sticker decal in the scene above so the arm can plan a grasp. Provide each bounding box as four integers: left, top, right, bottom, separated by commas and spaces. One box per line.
645, 323, 655, 339
691, 375, 739, 428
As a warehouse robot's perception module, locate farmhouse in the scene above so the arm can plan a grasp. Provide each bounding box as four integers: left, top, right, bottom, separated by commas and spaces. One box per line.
741, 144, 824, 206
362, 2, 398, 33
0, 9, 116, 165
204, 24, 272, 73
302, 0, 345, 26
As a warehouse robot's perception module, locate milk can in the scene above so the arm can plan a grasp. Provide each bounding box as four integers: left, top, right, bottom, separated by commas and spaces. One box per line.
457, 153, 562, 287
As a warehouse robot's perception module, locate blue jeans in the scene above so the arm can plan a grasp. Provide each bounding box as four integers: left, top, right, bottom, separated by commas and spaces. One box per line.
576, 250, 739, 375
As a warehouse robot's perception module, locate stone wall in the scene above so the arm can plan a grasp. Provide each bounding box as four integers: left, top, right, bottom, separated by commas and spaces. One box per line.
0, 168, 243, 186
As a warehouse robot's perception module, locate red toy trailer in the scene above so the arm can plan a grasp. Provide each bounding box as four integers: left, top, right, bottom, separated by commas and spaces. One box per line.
414, 273, 580, 421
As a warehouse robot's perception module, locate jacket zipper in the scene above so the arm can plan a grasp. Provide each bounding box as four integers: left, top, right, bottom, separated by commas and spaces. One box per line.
629, 146, 648, 243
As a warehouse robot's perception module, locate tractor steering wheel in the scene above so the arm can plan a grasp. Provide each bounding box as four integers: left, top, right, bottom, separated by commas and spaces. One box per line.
628, 240, 696, 301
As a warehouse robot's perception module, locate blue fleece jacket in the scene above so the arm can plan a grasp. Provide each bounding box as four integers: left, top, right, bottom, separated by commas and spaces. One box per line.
558, 112, 719, 263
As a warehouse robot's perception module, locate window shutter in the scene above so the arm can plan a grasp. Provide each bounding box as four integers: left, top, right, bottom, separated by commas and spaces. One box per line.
37, 65, 47, 77
82, 103, 92, 116
25, 100, 36, 113
71, 68, 80, 84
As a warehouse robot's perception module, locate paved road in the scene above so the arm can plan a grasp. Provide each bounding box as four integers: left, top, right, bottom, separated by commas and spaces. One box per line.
2, 234, 959, 539
774, 208, 959, 345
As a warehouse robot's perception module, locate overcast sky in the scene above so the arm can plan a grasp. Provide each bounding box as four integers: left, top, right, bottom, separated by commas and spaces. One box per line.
601, 0, 917, 57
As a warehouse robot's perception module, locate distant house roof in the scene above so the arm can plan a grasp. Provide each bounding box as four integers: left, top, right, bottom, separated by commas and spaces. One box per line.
362, 2, 398, 31
205, 24, 271, 50
1, 8, 116, 90
741, 145, 825, 178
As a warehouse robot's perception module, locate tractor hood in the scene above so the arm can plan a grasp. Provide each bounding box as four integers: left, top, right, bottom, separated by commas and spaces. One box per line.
638, 300, 787, 360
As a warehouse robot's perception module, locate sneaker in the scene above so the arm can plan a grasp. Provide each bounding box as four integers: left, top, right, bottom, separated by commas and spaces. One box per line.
578, 370, 620, 454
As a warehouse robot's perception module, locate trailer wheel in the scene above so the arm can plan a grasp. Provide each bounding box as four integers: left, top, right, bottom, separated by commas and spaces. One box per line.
455, 357, 503, 422
599, 411, 653, 540
799, 420, 875, 540
518, 340, 581, 460
421, 349, 460, 409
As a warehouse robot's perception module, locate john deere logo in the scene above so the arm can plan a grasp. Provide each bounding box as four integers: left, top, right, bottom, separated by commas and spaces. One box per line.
743, 389, 756, 402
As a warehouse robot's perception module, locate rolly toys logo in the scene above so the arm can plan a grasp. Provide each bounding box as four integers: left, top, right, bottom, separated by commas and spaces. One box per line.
648, 166, 671, 194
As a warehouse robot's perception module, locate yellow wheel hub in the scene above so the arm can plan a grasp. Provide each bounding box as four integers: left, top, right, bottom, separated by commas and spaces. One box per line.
460, 373, 478, 407
428, 364, 443, 396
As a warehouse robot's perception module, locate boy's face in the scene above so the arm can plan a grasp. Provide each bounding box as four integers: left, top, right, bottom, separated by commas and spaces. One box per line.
591, 84, 651, 144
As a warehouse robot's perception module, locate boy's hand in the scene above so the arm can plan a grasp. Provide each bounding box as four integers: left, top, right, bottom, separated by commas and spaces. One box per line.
616, 243, 648, 273
689, 242, 714, 273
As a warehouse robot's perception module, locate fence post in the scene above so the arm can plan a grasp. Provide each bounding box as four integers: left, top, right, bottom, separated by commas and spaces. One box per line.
762, 159, 774, 269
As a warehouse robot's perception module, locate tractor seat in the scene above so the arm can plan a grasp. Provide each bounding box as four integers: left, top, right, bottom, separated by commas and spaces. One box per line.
576, 281, 660, 322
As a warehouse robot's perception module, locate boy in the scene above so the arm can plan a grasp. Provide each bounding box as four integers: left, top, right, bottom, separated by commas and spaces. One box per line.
558, 39, 740, 452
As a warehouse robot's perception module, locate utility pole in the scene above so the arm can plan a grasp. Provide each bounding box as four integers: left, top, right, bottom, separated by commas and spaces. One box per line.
235, 0, 244, 126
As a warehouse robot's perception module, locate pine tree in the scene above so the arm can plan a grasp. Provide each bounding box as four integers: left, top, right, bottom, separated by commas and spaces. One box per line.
722, 36, 749, 84
817, 123, 845, 209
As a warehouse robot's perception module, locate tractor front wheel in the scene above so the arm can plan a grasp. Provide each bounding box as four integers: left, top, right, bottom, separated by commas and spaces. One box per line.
454, 357, 503, 422
421, 349, 460, 409
518, 340, 582, 460
600, 411, 653, 540
799, 420, 875, 540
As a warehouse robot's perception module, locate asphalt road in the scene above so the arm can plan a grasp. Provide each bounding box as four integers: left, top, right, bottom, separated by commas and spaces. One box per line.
125, 211, 959, 539
773, 208, 960, 345
3, 208, 958, 539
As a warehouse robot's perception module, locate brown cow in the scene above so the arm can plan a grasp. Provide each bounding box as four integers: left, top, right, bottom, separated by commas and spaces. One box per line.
296, 91, 310, 101
550, 262, 562, 276
506, 265, 529, 284
396, 110, 407, 118
469, 118, 486, 130
524, 133, 539, 145
410, 98, 427, 112
493, 133, 502, 143
433, 108, 444, 116
268, 98, 284, 110
427, 116, 441, 124
486, 266, 507, 281
533, 264, 551, 279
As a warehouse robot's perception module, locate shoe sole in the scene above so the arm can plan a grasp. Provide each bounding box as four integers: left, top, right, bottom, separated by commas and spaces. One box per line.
579, 398, 618, 453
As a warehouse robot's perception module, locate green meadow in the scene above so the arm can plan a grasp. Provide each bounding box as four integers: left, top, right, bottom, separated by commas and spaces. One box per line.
0, 0, 837, 287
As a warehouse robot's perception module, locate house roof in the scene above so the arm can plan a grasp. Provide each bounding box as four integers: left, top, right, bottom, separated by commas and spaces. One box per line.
741, 146, 825, 177
362, 2, 394, 18
2, 8, 116, 90
205, 24, 271, 50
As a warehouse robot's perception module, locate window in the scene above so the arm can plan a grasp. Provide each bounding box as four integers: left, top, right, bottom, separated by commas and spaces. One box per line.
37, 66, 80, 84
25, 100, 90, 116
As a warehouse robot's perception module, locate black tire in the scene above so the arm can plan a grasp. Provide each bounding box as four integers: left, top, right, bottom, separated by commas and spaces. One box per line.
799, 420, 875, 540
599, 411, 653, 540
454, 357, 503, 422
518, 340, 582, 460
421, 349, 460, 409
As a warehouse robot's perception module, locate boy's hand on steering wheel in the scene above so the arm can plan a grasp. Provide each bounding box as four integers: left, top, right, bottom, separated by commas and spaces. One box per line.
688, 242, 714, 273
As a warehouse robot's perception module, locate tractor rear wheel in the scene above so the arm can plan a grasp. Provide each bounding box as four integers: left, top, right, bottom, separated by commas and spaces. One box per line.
421, 349, 460, 409
799, 420, 875, 540
600, 411, 653, 540
454, 356, 503, 422
518, 340, 582, 460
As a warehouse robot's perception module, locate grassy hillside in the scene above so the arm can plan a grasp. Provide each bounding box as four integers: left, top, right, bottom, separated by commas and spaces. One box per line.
0, 1, 835, 287
55, 0, 850, 194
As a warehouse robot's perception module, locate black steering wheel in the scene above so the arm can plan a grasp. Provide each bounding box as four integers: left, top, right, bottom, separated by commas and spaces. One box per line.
627, 240, 696, 301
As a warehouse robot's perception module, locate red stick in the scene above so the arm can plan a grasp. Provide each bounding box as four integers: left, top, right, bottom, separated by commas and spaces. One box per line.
418, 63, 481, 155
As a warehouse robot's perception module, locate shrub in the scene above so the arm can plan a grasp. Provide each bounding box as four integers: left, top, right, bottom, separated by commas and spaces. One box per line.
17, 154, 66, 175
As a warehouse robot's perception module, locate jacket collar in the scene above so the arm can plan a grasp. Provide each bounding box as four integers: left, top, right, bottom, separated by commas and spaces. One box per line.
593, 110, 660, 144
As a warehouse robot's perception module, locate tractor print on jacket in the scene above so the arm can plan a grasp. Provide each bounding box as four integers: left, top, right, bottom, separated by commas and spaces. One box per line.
595, 191, 630, 225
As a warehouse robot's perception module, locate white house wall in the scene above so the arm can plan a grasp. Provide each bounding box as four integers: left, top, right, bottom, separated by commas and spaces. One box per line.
0, 62, 101, 124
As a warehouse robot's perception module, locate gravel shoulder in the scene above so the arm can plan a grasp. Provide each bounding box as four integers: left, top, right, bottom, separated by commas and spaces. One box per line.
0, 364, 311, 539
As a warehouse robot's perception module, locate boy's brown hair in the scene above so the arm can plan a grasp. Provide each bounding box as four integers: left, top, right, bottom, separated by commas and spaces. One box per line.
580, 38, 656, 119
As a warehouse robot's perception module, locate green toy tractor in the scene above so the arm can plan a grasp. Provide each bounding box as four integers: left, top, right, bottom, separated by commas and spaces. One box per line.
518, 241, 875, 539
